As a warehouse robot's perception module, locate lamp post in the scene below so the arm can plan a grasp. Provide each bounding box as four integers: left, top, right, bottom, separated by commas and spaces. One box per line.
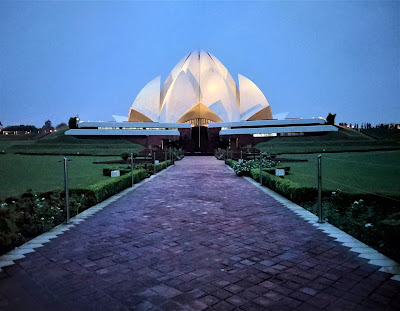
130, 153, 134, 187
317, 155, 324, 223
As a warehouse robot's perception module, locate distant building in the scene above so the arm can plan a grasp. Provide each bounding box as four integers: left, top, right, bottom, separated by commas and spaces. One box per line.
66, 50, 337, 152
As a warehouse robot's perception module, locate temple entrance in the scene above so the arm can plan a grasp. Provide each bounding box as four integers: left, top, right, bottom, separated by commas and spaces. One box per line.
178, 107, 221, 154
190, 126, 211, 153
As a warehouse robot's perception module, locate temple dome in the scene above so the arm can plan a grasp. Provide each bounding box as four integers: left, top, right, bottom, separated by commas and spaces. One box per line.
129, 50, 272, 124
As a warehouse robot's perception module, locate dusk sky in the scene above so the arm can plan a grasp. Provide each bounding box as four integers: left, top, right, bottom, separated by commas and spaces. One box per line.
0, 1, 399, 128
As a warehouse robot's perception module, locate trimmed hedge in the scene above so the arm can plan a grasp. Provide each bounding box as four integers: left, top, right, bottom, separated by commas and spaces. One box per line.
70, 169, 147, 204
250, 169, 318, 205
155, 160, 171, 173
225, 159, 237, 167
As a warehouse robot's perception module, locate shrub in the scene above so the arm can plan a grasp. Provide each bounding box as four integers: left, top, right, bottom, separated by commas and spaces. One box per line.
103, 168, 111, 176
225, 159, 236, 167
72, 169, 147, 203
145, 161, 172, 175
326, 113, 336, 125
233, 159, 278, 177
0, 204, 21, 253
250, 169, 317, 205
68, 117, 78, 129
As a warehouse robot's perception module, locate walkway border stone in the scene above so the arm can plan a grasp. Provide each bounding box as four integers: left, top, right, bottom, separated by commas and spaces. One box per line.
243, 176, 400, 282
0, 165, 174, 272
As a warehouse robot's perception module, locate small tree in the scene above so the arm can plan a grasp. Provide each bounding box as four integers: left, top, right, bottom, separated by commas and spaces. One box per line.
41, 120, 54, 133
218, 137, 230, 150
326, 113, 336, 125
56, 123, 68, 130
68, 117, 78, 129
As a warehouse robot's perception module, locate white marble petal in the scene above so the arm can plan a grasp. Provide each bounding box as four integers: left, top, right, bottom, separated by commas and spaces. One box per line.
160, 71, 197, 123
273, 112, 290, 120
111, 115, 128, 122
238, 74, 271, 121
160, 53, 191, 107
201, 71, 240, 122
131, 76, 161, 122
182, 51, 201, 101
208, 52, 238, 108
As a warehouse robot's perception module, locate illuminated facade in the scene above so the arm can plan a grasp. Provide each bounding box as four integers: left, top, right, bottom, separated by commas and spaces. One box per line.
128, 50, 272, 125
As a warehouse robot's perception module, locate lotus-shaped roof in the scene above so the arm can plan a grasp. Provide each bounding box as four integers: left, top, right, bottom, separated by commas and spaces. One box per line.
129, 50, 272, 124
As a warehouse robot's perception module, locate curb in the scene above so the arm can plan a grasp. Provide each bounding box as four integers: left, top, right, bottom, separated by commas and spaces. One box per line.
242, 176, 400, 282
0, 164, 175, 272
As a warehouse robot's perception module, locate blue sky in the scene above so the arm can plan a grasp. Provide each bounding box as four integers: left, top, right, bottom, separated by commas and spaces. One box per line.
0, 1, 399, 127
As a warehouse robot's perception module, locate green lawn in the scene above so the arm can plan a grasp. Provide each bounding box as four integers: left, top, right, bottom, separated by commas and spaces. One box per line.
361, 128, 400, 142
278, 151, 400, 196
0, 132, 148, 199
255, 128, 400, 154
1, 129, 144, 156
0, 154, 130, 199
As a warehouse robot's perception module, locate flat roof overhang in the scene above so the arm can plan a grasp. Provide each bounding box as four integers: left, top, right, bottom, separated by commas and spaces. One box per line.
219, 125, 338, 135
77, 121, 191, 129
208, 118, 325, 128
65, 129, 181, 136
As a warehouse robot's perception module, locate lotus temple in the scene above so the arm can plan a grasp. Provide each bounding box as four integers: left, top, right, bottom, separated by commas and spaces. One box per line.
66, 50, 337, 152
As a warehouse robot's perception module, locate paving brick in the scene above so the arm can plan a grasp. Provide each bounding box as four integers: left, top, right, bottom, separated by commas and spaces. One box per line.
224, 284, 243, 294
151, 284, 182, 298
211, 289, 232, 300
199, 295, 219, 306
237, 289, 259, 301
299, 287, 318, 296
225, 295, 247, 307
281, 296, 302, 308
214, 280, 231, 288
212, 301, 235, 311
186, 300, 208, 311
263, 290, 284, 301
253, 296, 273, 308
240, 302, 264, 311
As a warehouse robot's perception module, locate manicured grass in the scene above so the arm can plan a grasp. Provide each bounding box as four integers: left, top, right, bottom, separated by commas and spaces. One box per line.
361, 128, 400, 142
0, 154, 127, 199
0, 139, 34, 152
0, 130, 143, 156
278, 151, 400, 196
255, 128, 400, 154
7, 143, 143, 156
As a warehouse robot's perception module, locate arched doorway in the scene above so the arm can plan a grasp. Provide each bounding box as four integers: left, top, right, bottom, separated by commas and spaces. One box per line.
177, 103, 222, 154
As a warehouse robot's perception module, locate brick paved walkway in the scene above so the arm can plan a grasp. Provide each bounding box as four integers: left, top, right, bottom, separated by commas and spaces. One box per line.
0, 157, 399, 311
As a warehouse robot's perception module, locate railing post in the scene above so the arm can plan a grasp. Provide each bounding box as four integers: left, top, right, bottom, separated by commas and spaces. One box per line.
153, 152, 156, 174
130, 153, 134, 187
165, 150, 167, 166
317, 154, 324, 223
259, 151, 263, 185
63, 157, 70, 223
240, 150, 243, 162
